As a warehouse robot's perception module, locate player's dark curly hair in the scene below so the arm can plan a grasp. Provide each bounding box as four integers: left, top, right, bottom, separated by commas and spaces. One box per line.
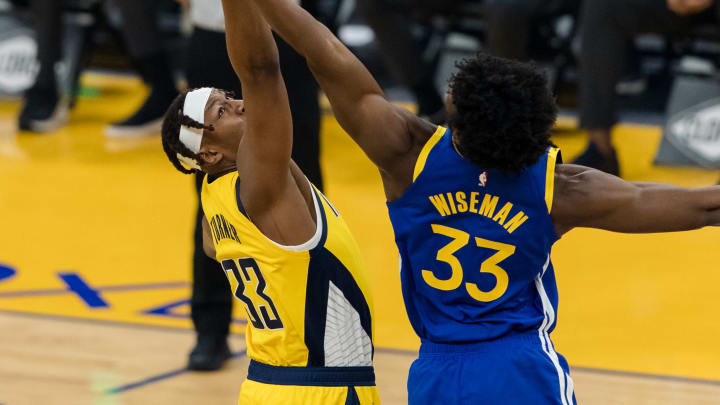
447, 53, 557, 174
161, 88, 231, 174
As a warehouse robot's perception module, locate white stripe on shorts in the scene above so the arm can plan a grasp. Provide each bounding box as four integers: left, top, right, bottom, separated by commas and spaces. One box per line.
535, 255, 575, 405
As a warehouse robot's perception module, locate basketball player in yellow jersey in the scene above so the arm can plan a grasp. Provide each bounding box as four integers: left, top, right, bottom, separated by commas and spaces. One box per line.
159, 1, 378, 404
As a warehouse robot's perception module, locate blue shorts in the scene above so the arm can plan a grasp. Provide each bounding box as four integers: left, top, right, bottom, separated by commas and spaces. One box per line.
408, 332, 576, 405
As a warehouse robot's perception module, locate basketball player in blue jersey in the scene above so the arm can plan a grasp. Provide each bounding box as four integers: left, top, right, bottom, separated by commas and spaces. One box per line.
246, 0, 720, 404
159, 1, 379, 404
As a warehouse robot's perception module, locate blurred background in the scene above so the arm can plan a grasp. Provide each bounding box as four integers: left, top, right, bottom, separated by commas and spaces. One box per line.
1, 0, 719, 404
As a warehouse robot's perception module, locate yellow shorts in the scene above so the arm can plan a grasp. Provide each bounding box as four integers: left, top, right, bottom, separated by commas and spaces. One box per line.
239, 360, 380, 405
238, 380, 380, 405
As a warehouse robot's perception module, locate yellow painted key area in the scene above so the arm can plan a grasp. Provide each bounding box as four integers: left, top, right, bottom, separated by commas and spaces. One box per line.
0, 72, 719, 394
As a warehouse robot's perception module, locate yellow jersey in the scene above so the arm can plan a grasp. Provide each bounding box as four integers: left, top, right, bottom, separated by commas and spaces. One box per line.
201, 170, 375, 368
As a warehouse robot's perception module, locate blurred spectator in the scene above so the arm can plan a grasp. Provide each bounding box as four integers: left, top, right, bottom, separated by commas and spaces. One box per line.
18, 0, 178, 135
576, 0, 717, 175
356, 0, 451, 122
357, 0, 579, 121
484, 0, 578, 61
182, 0, 324, 371
105, 0, 179, 137
17, 0, 68, 132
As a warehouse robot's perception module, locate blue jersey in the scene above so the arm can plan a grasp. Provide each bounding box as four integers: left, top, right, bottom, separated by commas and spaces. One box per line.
387, 126, 562, 344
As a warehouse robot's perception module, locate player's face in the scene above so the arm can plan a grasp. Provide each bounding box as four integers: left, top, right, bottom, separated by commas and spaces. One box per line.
201, 89, 247, 165
445, 91, 463, 149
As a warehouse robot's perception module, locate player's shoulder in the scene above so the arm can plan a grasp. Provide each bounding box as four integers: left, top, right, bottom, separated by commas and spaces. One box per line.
551, 164, 612, 235
379, 113, 442, 200
553, 164, 599, 194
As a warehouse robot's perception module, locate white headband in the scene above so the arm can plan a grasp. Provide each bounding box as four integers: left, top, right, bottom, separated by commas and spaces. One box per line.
179, 87, 213, 154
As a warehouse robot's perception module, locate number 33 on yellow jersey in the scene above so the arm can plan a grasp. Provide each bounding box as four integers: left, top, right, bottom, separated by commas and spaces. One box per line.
422, 224, 516, 302
221, 257, 284, 330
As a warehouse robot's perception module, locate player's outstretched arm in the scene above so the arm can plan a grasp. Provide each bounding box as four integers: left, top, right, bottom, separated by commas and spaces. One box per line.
551, 164, 720, 235
220, 0, 293, 211
247, 0, 428, 176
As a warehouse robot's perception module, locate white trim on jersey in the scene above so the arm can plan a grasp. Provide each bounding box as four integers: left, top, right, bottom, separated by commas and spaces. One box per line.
265, 178, 324, 252
535, 254, 575, 405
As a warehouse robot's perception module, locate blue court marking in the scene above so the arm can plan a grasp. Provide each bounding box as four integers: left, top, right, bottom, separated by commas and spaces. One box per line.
58, 273, 109, 308
144, 298, 192, 318
106, 349, 247, 394
0, 263, 16, 281
0, 281, 189, 298
105, 368, 187, 394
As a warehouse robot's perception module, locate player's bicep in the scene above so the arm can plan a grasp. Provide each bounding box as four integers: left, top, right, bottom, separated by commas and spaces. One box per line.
551, 165, 640, 234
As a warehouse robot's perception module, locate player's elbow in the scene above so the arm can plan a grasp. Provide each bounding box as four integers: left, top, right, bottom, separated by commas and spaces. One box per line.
233, 56, 282, 84
247, 59, 281, 81
202, 240, 216, 261
201, 229, 216, 260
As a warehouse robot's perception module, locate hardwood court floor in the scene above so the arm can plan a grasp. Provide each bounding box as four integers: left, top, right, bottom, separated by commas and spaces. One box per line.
2, 312, 720, 405
1, 73, 720, 404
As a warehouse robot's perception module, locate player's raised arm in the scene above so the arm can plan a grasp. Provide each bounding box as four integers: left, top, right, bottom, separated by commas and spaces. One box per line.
247, 0, 429, 175
220, 0, 293, 209
551, 164, 720, 235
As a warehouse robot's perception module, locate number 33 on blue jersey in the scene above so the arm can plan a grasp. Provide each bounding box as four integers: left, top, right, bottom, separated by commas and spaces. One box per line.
423, 224, 516, 302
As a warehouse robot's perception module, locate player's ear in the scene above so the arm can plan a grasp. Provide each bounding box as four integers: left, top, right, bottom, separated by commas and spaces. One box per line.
445, 91, 456, 118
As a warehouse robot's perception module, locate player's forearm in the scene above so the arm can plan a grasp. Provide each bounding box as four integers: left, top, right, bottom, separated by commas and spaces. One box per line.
634, 182, 720, 209
221, 0, 280, 83
666, 186, 720, 228
616, 184, 720, 232
554, 166, 720, 233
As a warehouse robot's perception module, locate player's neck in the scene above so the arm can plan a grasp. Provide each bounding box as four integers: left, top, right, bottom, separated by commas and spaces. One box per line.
205, 163, 236, 176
